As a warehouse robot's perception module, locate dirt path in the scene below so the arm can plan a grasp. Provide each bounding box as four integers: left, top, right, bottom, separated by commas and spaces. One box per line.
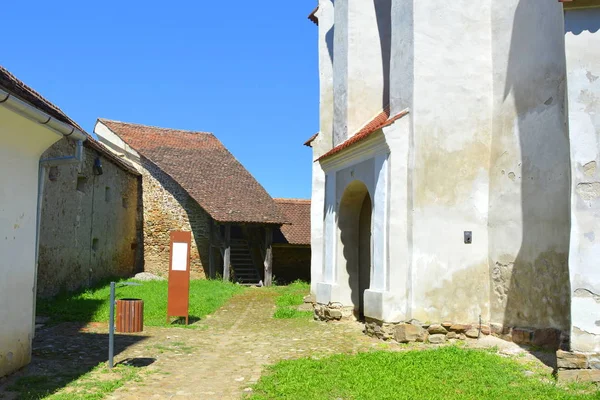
106, 288, 376, 399
0, 288, 555, 400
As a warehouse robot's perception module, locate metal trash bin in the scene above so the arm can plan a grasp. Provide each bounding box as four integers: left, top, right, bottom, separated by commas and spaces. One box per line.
116, 298, 144, 333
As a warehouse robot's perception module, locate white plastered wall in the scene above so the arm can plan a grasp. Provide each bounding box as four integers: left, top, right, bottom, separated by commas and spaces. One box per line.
489, 0, 570, 330
565, 7, 600, 352
0, 107, 63, 377
410, 0, 493, 323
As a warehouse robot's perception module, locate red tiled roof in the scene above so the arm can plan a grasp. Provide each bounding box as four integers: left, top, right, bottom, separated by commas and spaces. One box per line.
308, 6, 319, 25
99, 119, 287, 225
317, 107, 409, 161
0, 66, 138, 176
274, 199, 311, 245
304, 132, 319, 147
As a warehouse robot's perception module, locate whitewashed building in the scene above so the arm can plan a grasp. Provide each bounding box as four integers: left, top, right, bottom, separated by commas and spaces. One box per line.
307, 0, 600, 376
0, 66, 87, 377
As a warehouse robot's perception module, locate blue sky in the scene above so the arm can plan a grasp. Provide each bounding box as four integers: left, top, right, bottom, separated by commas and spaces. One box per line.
3, 1, 318, 199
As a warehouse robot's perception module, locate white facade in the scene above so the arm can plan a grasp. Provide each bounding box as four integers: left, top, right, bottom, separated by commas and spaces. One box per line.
565, 6, 600, 353
0, 106, 65, 377
311, 0, 590, 334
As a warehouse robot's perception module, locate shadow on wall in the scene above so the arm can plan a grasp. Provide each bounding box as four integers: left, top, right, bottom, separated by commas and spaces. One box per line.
498, 0, 571, 333
325, 0, 391, 110
142, 157, 210, 277
338, 180, 372, 318
375, 0, 392, 109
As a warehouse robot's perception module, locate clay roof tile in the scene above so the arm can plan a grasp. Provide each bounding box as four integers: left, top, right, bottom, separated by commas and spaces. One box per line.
99, 119, 287, 225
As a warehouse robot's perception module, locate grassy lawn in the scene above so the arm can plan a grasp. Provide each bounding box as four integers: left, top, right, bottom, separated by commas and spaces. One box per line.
7, 363, 145, 400
271, 281, 313, 319
249, 347, 599, 400
37, 278, 245, 327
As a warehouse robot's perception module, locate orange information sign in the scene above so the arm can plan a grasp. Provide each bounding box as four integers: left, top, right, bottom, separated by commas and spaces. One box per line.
167, 231, 191, 324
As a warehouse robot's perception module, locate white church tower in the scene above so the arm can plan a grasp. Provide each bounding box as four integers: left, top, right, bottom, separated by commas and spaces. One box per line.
308, 0, 588, 357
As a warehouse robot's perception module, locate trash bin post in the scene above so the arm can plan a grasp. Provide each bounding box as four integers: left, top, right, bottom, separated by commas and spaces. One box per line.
108, 281, 141, 369
108, 281, 116, 369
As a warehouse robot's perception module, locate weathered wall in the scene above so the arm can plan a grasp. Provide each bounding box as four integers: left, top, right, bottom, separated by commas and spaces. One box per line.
0, 107, 63, 377
410, 0, 493, 323
273, 246, 311, 284
489, 0, 570, 331
332, 0, 391, 145
141, 158, 210, 278
312, 0, 572, 332
314, 0, 334, 157
37, 138, 140, 298
310, 0, 334, 296
95, 121, 212, 279
565, 7, 600, 352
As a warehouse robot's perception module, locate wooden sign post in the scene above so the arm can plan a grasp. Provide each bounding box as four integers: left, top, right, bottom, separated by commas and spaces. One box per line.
167, 231, 191, 325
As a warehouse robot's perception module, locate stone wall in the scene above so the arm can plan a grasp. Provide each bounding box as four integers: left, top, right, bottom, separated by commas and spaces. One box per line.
273, 246, 311, 284
38, 138, 141, 298
557, 350, 600, 383
140, 157, 210, 278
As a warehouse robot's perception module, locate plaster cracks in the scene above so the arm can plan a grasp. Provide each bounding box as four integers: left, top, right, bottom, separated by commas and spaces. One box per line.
574, 288, 600, 304
576, 182, 600, 201
584, 161, 597, 177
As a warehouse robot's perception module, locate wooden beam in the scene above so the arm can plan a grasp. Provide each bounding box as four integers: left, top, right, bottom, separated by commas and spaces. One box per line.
223, 224, 231, 282
562, 0, 600, 9
208, 245, 215, 279
208, 221, 214, 279
264, 227, 273, 287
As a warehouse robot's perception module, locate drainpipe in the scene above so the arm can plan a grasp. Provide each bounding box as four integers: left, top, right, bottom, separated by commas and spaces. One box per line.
0, 87, 88, 337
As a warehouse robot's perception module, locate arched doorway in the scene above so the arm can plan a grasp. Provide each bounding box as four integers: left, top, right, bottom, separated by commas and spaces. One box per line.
338, 180, 372, 317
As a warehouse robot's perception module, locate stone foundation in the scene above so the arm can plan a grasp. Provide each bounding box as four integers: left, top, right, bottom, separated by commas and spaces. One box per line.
556, 350, 600, 383
364, 319, 475, 344
313, 303, 355, 321
362, 318, 565, 349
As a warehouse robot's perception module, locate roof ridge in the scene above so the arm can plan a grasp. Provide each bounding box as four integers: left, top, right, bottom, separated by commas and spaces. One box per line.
98, 118, 213, 135
274, 198, 311, 203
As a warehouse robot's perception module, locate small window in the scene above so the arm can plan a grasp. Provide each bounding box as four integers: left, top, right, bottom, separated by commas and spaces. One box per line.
122, 196, 129, 209
48, 166, 59, 182
92, 238, 99, 251
76, 176, 87, 193
105, 187, 111, 202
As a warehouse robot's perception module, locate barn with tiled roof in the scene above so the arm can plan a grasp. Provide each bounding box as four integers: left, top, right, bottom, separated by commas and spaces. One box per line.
273, 199, 311, 283
95, 119, 289, 285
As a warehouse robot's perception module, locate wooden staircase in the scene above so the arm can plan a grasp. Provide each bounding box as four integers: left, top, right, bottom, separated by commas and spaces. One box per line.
229, 239, 262, 285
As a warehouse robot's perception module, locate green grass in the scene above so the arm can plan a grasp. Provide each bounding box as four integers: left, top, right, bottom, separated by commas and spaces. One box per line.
271, 281, 313, 319
249, 347, 600, 400
7, 363, 143, 400
37, 278, 244, 328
